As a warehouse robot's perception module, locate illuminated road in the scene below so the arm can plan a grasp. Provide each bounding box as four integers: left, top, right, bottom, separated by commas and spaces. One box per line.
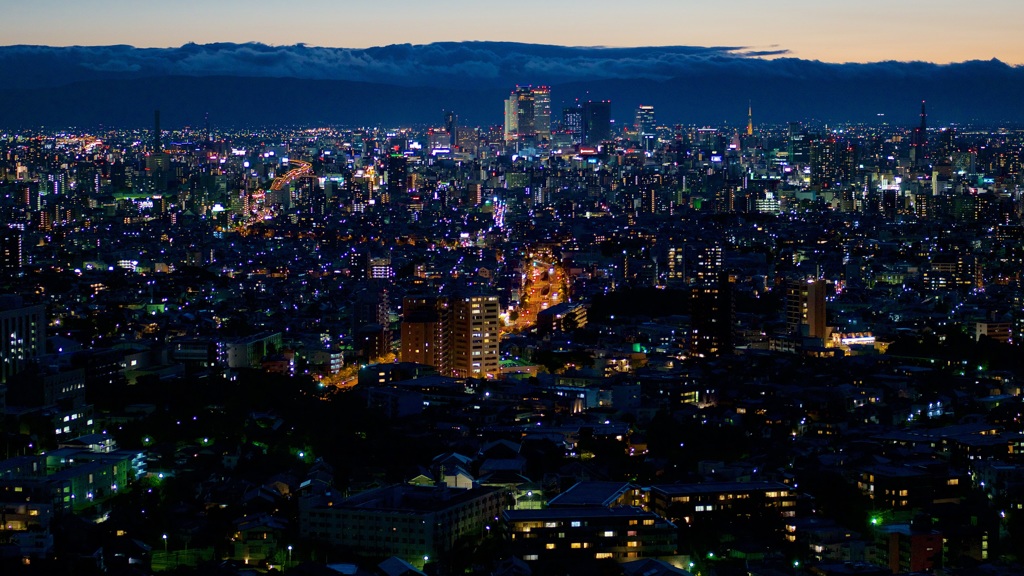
270, 159, 313, 191
507, 250, 565, 333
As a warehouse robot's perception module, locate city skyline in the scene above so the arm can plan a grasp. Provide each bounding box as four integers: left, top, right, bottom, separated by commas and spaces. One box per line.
3, 3, 1024, 574
8, 0, 1024, 65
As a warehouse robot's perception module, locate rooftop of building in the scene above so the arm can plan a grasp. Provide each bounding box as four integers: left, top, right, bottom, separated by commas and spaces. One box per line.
547, 481, 635, 508
649, 480, 792, 496
325, 484, 500, 514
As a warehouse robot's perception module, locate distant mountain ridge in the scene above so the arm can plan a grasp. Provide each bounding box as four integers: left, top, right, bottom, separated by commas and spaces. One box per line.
0, 42, 1021, 128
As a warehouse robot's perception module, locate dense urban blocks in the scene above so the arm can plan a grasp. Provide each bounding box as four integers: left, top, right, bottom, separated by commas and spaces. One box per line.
1, 95, 1024, 575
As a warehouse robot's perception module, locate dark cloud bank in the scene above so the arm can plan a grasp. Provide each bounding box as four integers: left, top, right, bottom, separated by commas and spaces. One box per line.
0, 42, 1021, 128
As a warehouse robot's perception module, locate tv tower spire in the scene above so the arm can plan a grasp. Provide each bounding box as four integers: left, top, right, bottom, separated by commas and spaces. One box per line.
153, 109, 162, 153
746, 100, 753, 137
911, 100, 928, 169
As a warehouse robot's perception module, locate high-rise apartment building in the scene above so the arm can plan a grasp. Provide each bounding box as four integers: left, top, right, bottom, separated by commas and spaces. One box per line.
400, 295, 451, 374
400, 293, 500, 379
689, 245, 733, 357
1, 227, 23, 271
450, 294, 501, 379
0, 295, 46, 385
690, 275, 733, 358
352, 281, 392, 360
667, 245, 686, 286
785, 279, 827, 339
694, 244, 723, 287
810, 136, 838, 189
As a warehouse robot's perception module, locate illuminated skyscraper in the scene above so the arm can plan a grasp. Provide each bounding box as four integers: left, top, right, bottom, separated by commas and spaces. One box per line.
533, 86, 551, 140
562, 106, 583, 144
504, 97, 519, 142
516, 89, 536, 139
635, 105, 656, 151
788, 122, 809, 164
504, 86, 550, 143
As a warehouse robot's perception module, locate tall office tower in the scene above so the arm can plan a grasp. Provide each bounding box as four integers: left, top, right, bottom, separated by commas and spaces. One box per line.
0, 295, 47, 385
504, 97, 519, 142
444, 111, 458, 147
504, 86, 550, 143
1, 227, 23, 271
810, 136, 838, 189
910, 100, 928, 169
788, 122, 810, 164
785, 278, 827, 339
563, 107, 583, 144
400, 295, 451, 374
387, 154, 407, 196
582, 101, 612, 146
635, 105, 656, 150
504, 86, 536, 142
934, 127, 956, 164
516, 88, 536, 139
533, 86, 551, 140
450, 294, 501, 379
689, 273, 734, 357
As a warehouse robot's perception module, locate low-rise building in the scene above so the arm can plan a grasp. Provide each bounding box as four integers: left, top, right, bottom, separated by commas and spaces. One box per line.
503, 506, 677, 564
648, 481, 797, 526
300, 484, 504, 569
